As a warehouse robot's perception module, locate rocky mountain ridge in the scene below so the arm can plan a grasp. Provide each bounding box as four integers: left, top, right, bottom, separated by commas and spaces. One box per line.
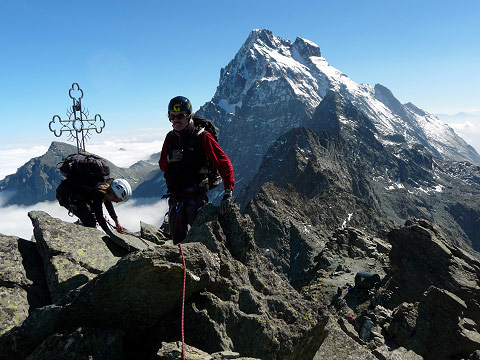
0, 204, 479, 359
240, 91, 480, 255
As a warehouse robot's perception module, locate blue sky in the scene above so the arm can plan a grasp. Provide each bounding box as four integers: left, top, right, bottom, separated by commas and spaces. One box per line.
0, 0, 479, 148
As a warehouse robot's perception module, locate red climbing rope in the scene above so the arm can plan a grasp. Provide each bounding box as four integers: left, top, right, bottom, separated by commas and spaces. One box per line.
178, 243, 187, 360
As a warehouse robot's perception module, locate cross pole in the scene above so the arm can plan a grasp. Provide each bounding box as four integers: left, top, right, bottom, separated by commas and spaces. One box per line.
49, 83, 105, 153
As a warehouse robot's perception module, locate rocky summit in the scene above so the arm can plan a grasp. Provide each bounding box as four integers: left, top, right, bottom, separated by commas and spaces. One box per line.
1, 201, 479, 359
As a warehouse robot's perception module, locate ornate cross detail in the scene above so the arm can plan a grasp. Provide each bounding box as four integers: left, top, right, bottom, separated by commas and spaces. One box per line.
49, 83, 105, 153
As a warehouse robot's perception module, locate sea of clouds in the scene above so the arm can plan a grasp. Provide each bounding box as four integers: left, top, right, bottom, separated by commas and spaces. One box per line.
0, 127, 170, 239
0, 195, 169, 240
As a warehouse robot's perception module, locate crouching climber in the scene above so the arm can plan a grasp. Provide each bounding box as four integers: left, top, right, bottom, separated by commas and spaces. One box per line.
56, 152, 132, 234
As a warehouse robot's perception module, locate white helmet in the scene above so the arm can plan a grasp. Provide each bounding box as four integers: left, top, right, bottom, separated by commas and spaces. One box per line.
111, 178, 132, 202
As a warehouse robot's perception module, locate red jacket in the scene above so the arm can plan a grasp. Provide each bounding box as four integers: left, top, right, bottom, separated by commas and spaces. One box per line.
159, 132, 235, 191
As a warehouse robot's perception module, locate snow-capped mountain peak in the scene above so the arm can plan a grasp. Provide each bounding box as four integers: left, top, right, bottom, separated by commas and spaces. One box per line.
198, 29, 480, 186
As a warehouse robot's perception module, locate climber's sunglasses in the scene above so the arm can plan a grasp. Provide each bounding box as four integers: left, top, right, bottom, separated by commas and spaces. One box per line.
168, 112, 190, 121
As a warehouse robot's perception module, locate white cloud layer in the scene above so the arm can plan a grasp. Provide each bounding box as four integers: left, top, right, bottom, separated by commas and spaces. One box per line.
0, 195, 168, 240
0, 144, 49, 181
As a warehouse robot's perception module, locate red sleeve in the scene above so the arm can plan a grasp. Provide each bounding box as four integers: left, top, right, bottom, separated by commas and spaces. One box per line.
159, 134, 169, 172
202, 133, 235, 190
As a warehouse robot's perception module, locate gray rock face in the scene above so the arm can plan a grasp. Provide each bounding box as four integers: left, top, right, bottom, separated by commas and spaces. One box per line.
0, 234, 49, 336
1, 207, 479, 359
388, 219, 480, 323
0, 207, 327, 360
28, 211, 125, 303
311, 316, 379, 360
239, 93, 480, 253
176, 205, 325, 359
26, 327, 124, 360
0, 241, 221, 359
383, 220, 480, 359
157, 341, 262, 360
0, 141, 158, 206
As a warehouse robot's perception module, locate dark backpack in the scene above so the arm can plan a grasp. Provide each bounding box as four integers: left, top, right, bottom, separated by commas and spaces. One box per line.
59, 153, 110, 184
192, 116, 222, 190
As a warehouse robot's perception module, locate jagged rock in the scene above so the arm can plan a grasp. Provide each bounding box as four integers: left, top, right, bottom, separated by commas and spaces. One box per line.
388, 219, 480, 324
157, 342, 212, 360
140, 221, 168, 245
387, 302, 418, 346
26, 327, 124, 360
177, 204, 325, 359
239, 116, 480, 253
28, 211, 127, 303
0, 234, 50, 335
388, 286, 480, 359
310, 316, 377, 359
0, 242, 220, 359
244, 175, 389, 294
108, 228, 155, 251
372, 345, 422, 360
3, 204, 479, 359
156, 341, 262, 360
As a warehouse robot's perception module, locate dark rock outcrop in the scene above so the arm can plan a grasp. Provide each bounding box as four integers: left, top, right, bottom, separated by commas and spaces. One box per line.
0, 207, 327, 360
0, 234, 50, 336
387, 219, 480, 325
26, 327, 124, 360
1, 207, 480, 359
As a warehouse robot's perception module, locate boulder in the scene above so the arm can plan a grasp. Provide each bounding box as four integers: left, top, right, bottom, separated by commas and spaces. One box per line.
178, 205, 325, 359
311, 316, 377, 359
387, 286, 480, 359
28, 211, 128, 302
388, 219, 480, 324
0, 242, 220, 359
140, 221, 168, 245
0, 234, 50, 335
412, 287, 480, 359
26, 327, 124, 360
157, 341, 262, 359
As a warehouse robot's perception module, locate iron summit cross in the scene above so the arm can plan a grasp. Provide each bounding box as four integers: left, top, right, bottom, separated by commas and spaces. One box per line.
49, 83, 105, 153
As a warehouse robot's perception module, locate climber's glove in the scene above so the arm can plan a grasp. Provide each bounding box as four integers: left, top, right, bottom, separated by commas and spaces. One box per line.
220, 189, 233, 215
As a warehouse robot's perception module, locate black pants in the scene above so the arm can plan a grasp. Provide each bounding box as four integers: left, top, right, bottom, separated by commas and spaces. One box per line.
56, 179, 97, 228
168, 191, 207, 244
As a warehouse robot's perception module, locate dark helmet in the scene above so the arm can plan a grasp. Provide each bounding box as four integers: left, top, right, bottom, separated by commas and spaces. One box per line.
168, 96, 192, 114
